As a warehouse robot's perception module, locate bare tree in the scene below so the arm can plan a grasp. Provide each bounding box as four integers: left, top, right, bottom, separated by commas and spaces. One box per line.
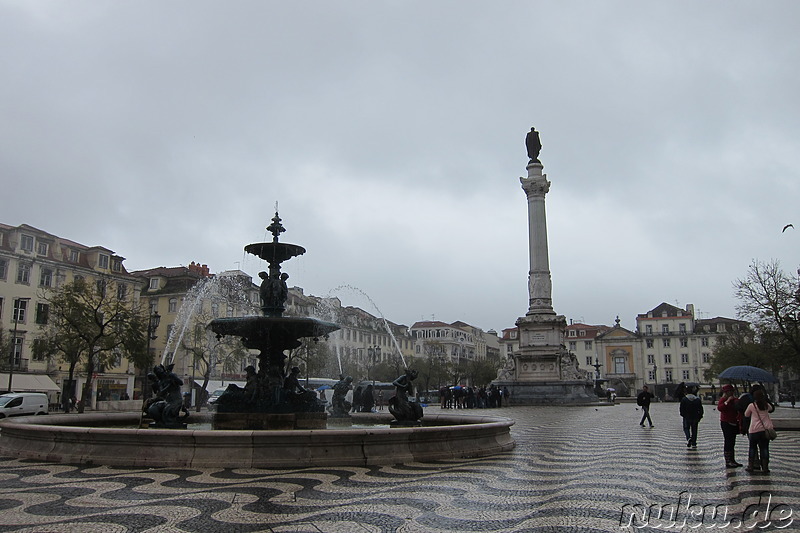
734, 259, 800, 370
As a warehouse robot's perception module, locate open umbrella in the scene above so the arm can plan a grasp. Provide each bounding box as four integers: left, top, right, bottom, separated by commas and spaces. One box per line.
718, 365, 778, 383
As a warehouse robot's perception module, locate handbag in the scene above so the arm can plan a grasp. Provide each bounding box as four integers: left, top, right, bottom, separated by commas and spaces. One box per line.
755, 408, 777, 440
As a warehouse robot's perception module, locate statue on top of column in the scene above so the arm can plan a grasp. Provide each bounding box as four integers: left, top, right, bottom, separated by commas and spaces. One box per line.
526, 127, 542, 163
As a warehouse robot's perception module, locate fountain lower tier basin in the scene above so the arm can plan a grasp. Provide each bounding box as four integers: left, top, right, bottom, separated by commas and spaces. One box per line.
0, 412, 515, 468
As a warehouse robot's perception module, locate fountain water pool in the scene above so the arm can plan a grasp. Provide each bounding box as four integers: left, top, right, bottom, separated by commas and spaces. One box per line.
0, 412, 515, 468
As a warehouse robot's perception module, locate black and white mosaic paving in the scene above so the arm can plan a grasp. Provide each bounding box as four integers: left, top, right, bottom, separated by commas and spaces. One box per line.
1, 404, 798, 532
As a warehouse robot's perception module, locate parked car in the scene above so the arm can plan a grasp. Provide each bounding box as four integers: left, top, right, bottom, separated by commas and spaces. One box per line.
207, 388, 226, 405
0, 393, 49, 418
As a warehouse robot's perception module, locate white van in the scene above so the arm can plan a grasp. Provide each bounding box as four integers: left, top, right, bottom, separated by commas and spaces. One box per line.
0, 392, 49, 418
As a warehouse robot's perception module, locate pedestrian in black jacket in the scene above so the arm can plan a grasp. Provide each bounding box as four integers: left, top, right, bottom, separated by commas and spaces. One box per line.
680, 387, 704, 448
637, 385, 654, 427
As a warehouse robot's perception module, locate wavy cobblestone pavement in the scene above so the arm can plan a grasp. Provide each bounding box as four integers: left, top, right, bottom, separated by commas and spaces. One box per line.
0, 403, 797, 532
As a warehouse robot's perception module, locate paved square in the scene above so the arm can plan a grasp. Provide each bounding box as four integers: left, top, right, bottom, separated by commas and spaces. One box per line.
1, 403, 797, 532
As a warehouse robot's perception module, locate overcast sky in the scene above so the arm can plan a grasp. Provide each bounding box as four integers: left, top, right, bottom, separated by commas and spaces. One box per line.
3, 1, 799, 334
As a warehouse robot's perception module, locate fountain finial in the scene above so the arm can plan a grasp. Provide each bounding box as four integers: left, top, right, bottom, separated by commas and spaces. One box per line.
267, 212, 286, 243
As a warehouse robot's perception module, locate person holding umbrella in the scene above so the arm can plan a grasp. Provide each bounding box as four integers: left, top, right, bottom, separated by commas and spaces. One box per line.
718, 384, 742, 468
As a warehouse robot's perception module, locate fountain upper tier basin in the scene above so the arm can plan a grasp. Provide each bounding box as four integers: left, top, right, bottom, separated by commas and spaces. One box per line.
209, 316, 340, 349
0, 412, 516, 468
244, 242, 305, 263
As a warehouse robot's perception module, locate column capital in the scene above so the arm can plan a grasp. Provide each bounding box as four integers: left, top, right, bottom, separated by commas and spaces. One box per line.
520, 162, 549, 197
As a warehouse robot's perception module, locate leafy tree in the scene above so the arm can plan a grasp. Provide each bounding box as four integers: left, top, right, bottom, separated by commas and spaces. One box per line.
180, 316, 252, 410
287, 339, 336, 380
703, 328, 770, 382
465, 357, 503, 388
38, 276, 147, 412
733, 259, 800, 371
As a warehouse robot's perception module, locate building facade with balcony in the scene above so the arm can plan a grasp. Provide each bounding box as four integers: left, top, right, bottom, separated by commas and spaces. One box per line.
131, 264, 261, 400
0, 223, 143, 406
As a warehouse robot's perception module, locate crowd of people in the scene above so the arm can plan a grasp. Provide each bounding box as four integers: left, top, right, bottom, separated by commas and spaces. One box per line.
637, 382, 777, 474
438, 384, 510, 409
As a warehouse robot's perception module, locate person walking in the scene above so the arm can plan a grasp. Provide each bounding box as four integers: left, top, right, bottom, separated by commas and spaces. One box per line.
351, 386, 363, 413
637, 385, 654, 427
361, 384, 375, 413
680, 386, 704, 448
718, 384, 742, 468
744, 388, 775, 474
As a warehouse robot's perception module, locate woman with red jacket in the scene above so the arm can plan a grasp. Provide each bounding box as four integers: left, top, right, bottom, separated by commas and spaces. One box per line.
718, 384, 742, 468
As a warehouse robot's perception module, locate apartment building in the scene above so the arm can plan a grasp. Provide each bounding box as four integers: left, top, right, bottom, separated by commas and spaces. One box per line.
0, 223, 142, 405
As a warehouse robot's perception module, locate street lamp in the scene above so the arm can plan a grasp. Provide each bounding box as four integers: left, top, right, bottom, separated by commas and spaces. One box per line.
141, 310, 160, 398
591, 356, 603, 396
367, 345, 381, 384
652, 362, 658, 401
7, 297, 31, 393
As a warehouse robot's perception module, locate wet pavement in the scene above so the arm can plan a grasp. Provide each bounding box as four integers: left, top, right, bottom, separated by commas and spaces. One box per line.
0, 402, 797, 532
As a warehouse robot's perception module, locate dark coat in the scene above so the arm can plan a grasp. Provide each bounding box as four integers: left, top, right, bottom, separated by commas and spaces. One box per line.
679, 394, 704, 420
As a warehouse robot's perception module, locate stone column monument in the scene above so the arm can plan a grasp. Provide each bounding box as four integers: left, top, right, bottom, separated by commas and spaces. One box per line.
493, 128, 596, 404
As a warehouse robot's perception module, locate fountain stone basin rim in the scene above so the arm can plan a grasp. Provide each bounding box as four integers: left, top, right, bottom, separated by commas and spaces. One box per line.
0, 412, 515, 468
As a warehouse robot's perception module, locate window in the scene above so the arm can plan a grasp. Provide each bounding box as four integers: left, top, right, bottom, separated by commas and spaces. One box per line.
614, 357, 626, 374
37, 241, 48, 256
0, 258, 6, 279
112, 260, 122, 272
16, 263, 31, 284
32, 338, 47, 361
648, 370, 656, 381
39, 268, 52, 287
20, 234, 34, 251
584, 341, 592, 350
569, 341, 576, 350
168, 298, 177, 313
680, 338, 688, 348
646, 339, 654, 348
70, 250, 80, 262
98, 254, 109, 269
662, 325, 669, 334
0, 296, 3, 319
647, 354, 655, 364
568, 330, 576, 337
117, 284, 127, 300
579, 330, 586, 337
663, 338, 670, 348
96, 279, 107, 297
586, 357, 592, 365
665, 369, 673, 382
13, 299, 28, 322
701, 337, 709, 347
645, 325, 653, 334
149, 300, 158, 314
679, 323, 687, 334
664, 353, 672, 364
149, 278, 159, 290
681, 353, 689, 364
35, 303, 49, 325
682, 370, 690, 380
702, 353, 710, 363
